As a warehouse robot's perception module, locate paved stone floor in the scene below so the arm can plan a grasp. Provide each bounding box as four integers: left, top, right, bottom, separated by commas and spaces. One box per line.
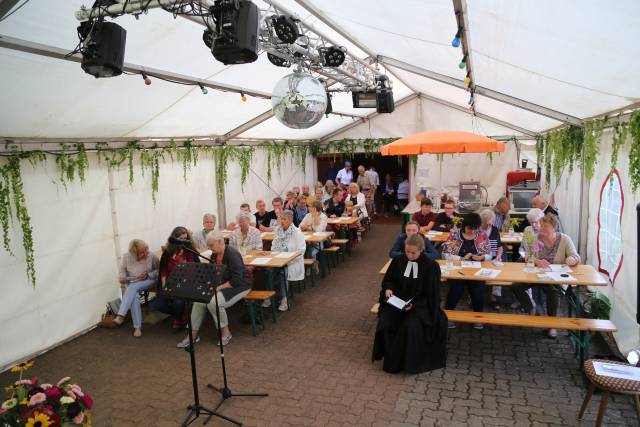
2, 223, 638, 426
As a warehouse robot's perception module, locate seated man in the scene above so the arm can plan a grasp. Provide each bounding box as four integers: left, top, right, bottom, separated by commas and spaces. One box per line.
389, 221, 439, 260
530, 194, 562, 231
293, 196, 309, 227
193, 213, 216, 251
260, 197, 283, 232
264, 210, 306, 312
412, 198, 437, 234
177, 231, 250, 348
325, 188, 345, 217
433, 200, 458, 232
254, 199, 272, 230
396, 178, 410, 210
493, 197, 511, 231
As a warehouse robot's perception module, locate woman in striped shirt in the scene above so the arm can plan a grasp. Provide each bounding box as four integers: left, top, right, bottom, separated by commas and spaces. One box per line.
479, 209, 504, 310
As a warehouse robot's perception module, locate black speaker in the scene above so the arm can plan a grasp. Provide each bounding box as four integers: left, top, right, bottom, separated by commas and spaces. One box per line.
79, 21, 126, 78
376, 89, 395, 113
211, 0, 259, 65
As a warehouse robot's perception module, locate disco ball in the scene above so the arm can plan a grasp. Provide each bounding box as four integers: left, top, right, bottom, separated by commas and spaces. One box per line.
271, 72, 327, 129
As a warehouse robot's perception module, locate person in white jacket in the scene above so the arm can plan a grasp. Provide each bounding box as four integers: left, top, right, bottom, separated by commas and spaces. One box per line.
347, 182, 368, 218
268, 209, 306, 311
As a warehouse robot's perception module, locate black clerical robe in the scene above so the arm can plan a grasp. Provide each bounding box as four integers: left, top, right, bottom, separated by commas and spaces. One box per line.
372, 252, 448, 374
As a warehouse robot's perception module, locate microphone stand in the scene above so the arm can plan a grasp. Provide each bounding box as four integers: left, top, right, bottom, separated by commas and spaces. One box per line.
177, 242, 268, 426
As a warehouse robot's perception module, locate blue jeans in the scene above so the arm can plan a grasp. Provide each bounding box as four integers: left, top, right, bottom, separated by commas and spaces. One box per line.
118, 279, 157, 328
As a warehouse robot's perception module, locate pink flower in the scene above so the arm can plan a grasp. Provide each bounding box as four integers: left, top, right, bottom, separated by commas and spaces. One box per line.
40, 384, 52, 390
15, 379, 32, 386
66, 390, 77, 399
70, 385, 84, 397
28, 392, 46, 406
56, 377, 71, 387
44, 386, 62, 400
72, 411, 85, 424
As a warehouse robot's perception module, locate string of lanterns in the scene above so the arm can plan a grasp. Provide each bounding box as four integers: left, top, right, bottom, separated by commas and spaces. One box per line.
451, 12, 475, 113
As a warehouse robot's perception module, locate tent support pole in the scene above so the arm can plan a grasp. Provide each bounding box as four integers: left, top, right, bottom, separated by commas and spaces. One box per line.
107, 167, 124, 299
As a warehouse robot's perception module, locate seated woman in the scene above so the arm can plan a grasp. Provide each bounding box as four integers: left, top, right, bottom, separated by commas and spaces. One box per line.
520, 208, 545, 256
433, 200, 459, 232
478, 209, 505, 309
152, 226, 200, 332
372, 234, 448, 374
299, 201, 328, 273
229, 211, 263, 253
226, 203, 256, 230
441, 213, 491, 330
323, 179, 335, 201
177, 231, 250, 348
105, 239, 160, 337
512, 214, 580, 338
389, 221, 439, 260
314, 186, 325, 209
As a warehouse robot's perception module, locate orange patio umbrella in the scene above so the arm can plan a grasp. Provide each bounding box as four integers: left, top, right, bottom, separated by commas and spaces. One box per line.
380, 130, 505, 193
380, 130, 505, 156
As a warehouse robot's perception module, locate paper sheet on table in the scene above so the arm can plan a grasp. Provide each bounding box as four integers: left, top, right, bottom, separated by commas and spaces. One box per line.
275, 251, 296, 259
546, 272, 577, 282
250, 257, 272, 265
386, 295, 413, 310
304, 235, 311, 240
549, 264, 573, 273
200, 249, 213, 258
313, 232, 327, 236
593, 362, 640, 381
461, 261, 482, 268
475, 268, 501, 279
427, 231, 443, 235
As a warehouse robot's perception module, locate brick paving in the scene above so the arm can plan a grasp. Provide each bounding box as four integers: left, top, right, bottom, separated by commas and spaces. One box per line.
2, 223, 638, 426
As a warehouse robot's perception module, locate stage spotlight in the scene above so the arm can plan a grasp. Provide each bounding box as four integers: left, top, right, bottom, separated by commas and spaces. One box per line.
272, 15, 299, 44
79, 21, 126, 78
267, 52, 291, 67
202, 29, 214, 49
211, 0, 259, 65
322, 46, 346, 67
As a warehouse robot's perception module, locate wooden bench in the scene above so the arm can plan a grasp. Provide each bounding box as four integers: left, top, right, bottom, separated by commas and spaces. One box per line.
244, 290, 277, 336
369, 303, 617, 366
331, 238, 350, 257
322, 246, 342, 271
303, 258, 317, 288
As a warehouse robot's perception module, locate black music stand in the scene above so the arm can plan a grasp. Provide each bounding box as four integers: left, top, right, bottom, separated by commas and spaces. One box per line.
166, 247, 267, 427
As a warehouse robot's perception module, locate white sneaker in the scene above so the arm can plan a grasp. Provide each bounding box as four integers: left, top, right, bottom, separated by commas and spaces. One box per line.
278, 298, 288, 312
262, 298, 272, 308
473, 323, 484, 331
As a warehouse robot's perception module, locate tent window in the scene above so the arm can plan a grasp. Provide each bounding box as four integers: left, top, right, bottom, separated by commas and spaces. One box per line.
597, 170, 624, 283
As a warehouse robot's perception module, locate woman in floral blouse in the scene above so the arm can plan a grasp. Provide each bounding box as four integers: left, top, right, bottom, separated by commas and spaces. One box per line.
441, 213, 491, 330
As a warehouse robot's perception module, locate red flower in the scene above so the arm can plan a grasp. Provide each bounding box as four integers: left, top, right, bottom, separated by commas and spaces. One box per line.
81, 393, 93, 410
30, 377, 39, 386
44, 386, 62, 400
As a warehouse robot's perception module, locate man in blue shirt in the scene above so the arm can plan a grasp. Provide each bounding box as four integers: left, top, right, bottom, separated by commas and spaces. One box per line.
389, 221, 439, 260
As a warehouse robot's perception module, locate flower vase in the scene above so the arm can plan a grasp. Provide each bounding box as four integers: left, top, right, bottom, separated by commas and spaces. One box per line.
524, 254, 536, 272
508, 227, 515, 236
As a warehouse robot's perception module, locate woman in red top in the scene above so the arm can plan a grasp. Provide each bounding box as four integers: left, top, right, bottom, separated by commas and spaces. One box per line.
153, 226, 200, 331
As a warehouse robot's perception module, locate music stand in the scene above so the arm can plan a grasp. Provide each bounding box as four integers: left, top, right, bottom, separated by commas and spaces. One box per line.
166, 246, 267, 427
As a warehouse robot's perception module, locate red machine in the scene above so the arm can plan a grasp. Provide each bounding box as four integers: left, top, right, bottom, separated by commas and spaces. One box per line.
506, 170, 536, 197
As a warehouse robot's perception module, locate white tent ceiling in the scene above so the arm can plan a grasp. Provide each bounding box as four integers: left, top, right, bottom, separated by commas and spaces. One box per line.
0, 0, 638, 140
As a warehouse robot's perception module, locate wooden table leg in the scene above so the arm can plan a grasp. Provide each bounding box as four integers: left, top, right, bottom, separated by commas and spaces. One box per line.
578, 382, 596, 419
634, 394, 640, 418
596, 390, 609, 427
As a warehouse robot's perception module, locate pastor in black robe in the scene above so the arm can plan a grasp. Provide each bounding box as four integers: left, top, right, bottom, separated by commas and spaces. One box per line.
372, 252, 448, 374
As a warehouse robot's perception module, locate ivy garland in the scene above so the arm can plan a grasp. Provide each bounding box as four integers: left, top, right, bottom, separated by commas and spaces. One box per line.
582, 117, 606, 181
628, 111, 640, 192
610, 121, 629, 179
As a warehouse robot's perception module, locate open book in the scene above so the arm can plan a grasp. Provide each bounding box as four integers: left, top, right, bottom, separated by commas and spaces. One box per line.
386, 295, 413, 310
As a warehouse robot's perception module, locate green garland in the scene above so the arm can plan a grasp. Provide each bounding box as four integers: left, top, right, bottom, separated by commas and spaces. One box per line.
610, 121, 629, 178
582, 118, 606, 181
628, 111, 640, 192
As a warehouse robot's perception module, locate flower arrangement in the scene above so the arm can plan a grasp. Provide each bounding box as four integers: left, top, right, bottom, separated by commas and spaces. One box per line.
501, 217, 522, 233
451, 216, 463, 229
522, 228, 540, 261
0, 361, 92, 427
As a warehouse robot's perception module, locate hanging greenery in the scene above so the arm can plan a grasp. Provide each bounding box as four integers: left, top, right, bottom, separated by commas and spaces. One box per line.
610, 121, 629, 178
234, 146, 254, 188
628, 111, 640, 192
582, 117, 606, 181
535, 135, 545, 166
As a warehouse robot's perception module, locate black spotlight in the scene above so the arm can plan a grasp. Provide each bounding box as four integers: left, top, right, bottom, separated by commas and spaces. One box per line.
272, 15, 299, 44
325, 92, 333, 115
79, 21, 126, 78
211, 0, 259, 65
267, 52, 291, 67
202, 29, 214, 49
322, 46, 346, 67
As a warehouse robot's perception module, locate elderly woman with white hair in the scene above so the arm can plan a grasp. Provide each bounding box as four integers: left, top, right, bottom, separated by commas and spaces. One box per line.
193, 213, 216, 251
521, 208, 545, 255
229, 211, 263, 253
177, 231, 250, 348
104, 239, 159, 337
264, 210, 306, 312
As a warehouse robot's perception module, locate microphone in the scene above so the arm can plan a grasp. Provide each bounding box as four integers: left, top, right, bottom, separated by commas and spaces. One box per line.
169, 236, 192, 245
